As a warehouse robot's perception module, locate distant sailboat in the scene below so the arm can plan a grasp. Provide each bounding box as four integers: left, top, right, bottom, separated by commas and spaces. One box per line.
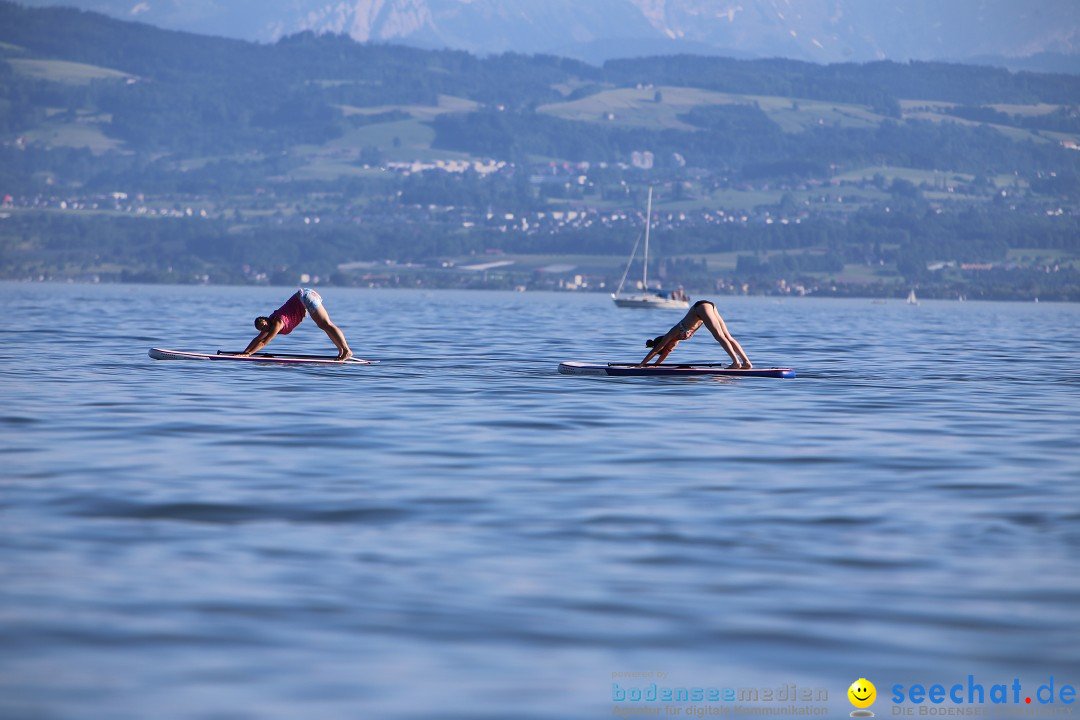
907, 289, 919, 305
611, 187, 689, 310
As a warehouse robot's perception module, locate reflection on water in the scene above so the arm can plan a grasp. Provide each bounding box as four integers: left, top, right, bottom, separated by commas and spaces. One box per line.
2, 284, 1079, 719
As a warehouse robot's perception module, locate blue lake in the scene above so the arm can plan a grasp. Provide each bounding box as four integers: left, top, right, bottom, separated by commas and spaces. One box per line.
2, 283, 1079, 719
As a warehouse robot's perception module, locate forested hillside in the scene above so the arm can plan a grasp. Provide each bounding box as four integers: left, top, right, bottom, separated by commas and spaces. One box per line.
1, 1, 1079, 300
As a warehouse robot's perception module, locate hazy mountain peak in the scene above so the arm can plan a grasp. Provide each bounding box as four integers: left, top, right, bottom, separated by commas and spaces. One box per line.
313, 0, 436, 43
13, 0, 1080, 66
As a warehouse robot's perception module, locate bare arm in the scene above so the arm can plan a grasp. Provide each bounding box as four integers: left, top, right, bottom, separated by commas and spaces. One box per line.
654, 343, 677, 364
239, 319, 283, 356
638, 346, 661, 366
638, 337, 678, 366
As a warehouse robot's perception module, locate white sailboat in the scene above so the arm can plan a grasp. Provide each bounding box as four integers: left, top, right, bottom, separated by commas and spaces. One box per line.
611, 187, 690, 310
907, 289, 919, 305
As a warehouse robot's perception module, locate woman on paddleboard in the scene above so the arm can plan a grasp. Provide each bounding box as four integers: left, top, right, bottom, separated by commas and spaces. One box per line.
638, 300, 752, 369
240, 288, 352, 360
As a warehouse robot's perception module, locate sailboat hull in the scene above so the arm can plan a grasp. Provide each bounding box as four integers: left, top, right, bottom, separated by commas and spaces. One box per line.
612, 294, 689, 309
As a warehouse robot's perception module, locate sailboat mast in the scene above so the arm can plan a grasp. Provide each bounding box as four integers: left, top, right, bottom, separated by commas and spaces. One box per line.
642, 187, 652, 291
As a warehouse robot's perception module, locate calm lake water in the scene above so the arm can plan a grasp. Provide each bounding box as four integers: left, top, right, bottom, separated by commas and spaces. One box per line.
2, 283, 1079, 719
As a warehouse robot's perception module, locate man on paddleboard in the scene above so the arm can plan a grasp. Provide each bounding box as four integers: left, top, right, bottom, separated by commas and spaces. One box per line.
638, 300, 751, 369
239, 288, 352, 360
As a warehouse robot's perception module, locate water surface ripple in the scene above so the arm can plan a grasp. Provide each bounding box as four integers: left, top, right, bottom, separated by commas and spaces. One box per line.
2, 284, 1079, 719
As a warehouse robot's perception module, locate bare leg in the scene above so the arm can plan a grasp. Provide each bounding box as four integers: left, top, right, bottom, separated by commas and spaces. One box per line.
309, 305, 352, 360
697, 303, 752, 368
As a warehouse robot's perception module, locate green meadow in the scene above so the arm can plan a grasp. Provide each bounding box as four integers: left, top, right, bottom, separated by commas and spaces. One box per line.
9, 57, 134, 84
536, 86, 890, 132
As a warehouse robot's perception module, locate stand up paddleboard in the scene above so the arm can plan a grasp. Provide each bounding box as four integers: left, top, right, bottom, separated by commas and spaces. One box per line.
558, 361, 795, 378
149, 348, 378, 366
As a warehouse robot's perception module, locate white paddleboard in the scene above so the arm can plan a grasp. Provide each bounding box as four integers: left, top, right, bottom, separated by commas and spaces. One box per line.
149, 348, 377, 365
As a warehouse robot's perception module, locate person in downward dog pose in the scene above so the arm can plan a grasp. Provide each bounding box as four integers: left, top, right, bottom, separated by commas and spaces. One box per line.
638, 300, 752, 369
239, 288, 352, 360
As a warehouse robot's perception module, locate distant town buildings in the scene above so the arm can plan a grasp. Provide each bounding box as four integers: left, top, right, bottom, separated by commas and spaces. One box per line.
386, 159, 506, 175
630, 151, 654, 169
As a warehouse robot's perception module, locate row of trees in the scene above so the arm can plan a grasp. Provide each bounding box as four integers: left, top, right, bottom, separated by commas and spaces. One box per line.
605, 55, 1080, 106
431, 108, 1080, 181
5, 205, 1077, 276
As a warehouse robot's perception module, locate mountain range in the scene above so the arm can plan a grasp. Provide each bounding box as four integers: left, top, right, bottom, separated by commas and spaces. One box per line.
14, 0, 1080, 67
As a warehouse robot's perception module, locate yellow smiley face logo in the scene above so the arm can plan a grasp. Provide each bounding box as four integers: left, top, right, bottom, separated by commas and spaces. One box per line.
848, 678, 876, 708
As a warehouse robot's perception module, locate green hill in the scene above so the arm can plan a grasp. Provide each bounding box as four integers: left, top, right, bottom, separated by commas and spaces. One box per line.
1, 0, 1079, 300
3, 0, 1079, 168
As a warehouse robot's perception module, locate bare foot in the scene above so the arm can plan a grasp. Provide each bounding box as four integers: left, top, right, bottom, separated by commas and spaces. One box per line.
727, 362, 742, 369
741, 360, 753, 369
338, 349, 353, 361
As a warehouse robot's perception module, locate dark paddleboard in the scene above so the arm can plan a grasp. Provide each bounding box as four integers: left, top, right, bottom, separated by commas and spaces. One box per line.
558, 361, 795, 378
